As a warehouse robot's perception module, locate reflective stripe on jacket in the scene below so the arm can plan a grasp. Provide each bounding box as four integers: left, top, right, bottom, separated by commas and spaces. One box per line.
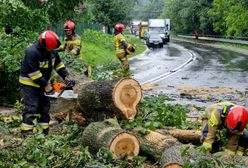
58, 34, 81, 57
19, 41, 68, 88
201, 102, 240, 152
114, 33, 127, 55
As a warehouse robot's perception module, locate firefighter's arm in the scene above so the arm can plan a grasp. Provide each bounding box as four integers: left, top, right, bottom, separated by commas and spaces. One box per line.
118, 35, 128, 49
54, 52, 69, 79
26, 51, 48, 88
56, 44, 65, 52
56, 38, 66, 52
202, 111, 219, 151
71, 37, 81, 56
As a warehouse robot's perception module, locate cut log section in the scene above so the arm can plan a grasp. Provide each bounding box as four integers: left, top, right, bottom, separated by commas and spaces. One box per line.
157, 128, 201, 145
82, 118, 140, 159
78, 78, 142, 120
133, 127, 180, 161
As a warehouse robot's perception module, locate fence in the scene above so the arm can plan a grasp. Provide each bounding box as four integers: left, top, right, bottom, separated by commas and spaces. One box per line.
53, 21, 103, 37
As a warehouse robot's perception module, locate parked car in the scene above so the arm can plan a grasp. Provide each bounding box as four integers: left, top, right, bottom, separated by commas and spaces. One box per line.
145, 32, 164, 48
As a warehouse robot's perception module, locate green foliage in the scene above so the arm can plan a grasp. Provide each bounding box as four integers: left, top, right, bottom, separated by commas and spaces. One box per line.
121, 94, 189, 131
208, 0, 248, 37
90, 0, 135, 29
129, 0, 165, 21
161, 0, 214, 35
0, 0, 50, 104
0, 122, 92, 167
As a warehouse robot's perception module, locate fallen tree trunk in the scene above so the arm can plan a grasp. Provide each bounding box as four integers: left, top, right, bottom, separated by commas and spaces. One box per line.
157, 128, 201, 145
160, 145, 248, 168
82, 118, 140, 159
133, 127, 180, 161
78, 77, 142, 120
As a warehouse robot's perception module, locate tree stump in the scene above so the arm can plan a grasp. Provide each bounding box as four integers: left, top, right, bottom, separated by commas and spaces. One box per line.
82, 118, 140, 159
133, 127, 180, 161
78, 77, 142, 120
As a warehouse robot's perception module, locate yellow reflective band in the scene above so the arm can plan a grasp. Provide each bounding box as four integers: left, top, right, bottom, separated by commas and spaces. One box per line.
29, 72, 42, 80
115, 49, 125, 55
65, 39, 81, 45
55, 62, 65, 71
39, 61, 49, 68
236, 150, 244, 156
20, 123, 34, 131
52, 58, 55, 66
121, 57, 127, 61
203, 141, 212, 150
39, 123, 49, 129
209, 112, 218, 127
19, 76, 40, 88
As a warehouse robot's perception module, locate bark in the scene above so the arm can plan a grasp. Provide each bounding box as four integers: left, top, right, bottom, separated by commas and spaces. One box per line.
82, 118, 140, 159
78, 77, 142, 120
132, 127, 180, 161
157, 128, 201, 145
160, 144, 248, 168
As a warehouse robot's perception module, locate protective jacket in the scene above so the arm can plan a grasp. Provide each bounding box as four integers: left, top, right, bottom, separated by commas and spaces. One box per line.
57, 34, 81, 59
201, 102, 248, 154
114, 33, 128, 56
19, 41, 68, 88
114, 32, 130, 71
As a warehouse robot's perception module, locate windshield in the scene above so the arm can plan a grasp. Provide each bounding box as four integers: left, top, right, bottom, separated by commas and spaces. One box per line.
149, 27, 165, 33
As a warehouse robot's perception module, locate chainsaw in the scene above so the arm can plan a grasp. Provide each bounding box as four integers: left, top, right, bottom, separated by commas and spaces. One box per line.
45, 82, 78, 99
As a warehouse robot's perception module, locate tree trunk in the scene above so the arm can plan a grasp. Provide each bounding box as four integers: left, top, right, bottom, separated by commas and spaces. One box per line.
132, 127, 180, 161
82, 118, 140, 159
157, 128, 201, 145
78, 77, 142, 121
160, 144, 248, 168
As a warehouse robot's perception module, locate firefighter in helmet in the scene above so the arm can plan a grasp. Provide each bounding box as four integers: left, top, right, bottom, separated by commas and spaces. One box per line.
201, 102, 248, 156
114, 23, 135, 72
57, 20, 82, 60
19, 30, 75, 136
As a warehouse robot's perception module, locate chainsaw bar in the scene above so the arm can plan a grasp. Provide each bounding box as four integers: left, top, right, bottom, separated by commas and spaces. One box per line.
45, 90, 78, 99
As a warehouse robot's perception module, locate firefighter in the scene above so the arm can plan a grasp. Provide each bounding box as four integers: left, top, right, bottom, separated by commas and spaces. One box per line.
19, 30, 75, 136
57, 20, 82, 60
201, 102, 248, 156
114, 23, 135, 72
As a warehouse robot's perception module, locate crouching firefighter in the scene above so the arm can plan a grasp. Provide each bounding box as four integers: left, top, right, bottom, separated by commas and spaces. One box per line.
19, 30, 75, 136
114, 23, 135, 72
201, 102, 248, 156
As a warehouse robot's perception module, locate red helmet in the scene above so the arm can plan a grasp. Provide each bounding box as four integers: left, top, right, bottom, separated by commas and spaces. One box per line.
39, 30, 61, 49
226, 106, 248, 132
114, 23, 125, 32
64, 20, 75, 31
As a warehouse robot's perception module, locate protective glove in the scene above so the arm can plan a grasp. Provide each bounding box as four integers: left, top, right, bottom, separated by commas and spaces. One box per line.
65, 79, 76, 87
44, 84, 54, 94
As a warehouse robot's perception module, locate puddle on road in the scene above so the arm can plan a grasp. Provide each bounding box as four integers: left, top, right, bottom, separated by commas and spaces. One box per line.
166, 46, 181, 57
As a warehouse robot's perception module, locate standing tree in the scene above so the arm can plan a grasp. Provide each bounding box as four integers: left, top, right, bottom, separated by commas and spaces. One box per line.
90, 0, 134, 33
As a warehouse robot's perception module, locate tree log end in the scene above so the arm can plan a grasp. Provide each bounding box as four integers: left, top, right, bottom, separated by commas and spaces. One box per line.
163, 163, 182, 168
113, 78, 142, 119
109, 132, 140, 159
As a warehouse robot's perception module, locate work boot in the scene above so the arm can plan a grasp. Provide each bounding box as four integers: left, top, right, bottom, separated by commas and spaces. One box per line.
21, 130, 33, 137
42, 128, 49, 135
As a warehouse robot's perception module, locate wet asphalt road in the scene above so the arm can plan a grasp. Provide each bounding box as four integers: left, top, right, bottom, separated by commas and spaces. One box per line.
130, 40, 248, 107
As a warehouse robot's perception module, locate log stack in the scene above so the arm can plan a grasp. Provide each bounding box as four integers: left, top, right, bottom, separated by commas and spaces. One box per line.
82, 118, 140, 159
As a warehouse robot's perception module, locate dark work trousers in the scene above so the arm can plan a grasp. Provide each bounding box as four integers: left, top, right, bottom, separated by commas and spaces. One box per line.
20, 85, 50, 132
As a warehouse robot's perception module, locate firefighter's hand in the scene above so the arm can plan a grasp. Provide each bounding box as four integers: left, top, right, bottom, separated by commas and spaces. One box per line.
45, 84, 54, 94
65, 80, 76, 87
64, 76, 76, 88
